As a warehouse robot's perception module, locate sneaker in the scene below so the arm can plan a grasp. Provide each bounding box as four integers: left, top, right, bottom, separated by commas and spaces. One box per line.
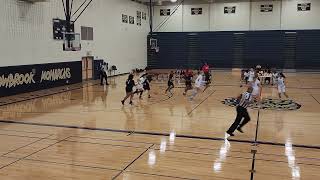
121, 100, 124, 105
129, 101, 133, 105
237, 128, 244, 133
226, 132, 235, 136
148, 95, 151, 98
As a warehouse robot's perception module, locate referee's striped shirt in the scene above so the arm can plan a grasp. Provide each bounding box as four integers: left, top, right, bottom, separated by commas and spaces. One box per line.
238, 92, 252, 108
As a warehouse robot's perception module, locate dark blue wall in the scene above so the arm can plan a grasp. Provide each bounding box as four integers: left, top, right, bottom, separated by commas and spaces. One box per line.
147, 30, 320, 69
0, 61, 82, 97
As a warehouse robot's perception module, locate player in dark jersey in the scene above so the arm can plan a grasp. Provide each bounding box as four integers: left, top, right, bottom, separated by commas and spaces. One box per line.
201, 63, 212, 92
183, 69, 193, 95
226, 87, 253, 137
165, 71, 174, 95
121, 74, 135, 105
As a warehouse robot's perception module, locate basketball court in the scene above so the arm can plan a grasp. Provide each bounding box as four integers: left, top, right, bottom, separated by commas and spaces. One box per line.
1, 0, 320, 180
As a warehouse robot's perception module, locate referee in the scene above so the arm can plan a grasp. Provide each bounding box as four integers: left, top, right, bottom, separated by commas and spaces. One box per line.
100, 62, 109, 85
226, 87, 254, 137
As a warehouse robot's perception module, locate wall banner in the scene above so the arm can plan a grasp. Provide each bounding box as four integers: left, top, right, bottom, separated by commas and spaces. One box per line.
224, 6, 236, 14
0, 61, 82, 97
261, 4, 273, 12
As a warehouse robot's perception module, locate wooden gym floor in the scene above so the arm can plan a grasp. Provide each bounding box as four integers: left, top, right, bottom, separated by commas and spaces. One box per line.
0, 71, 319, 180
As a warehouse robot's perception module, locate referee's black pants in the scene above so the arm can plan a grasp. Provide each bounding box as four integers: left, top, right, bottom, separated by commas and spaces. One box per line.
227, 106, 251, 134
100, 71, 108, 85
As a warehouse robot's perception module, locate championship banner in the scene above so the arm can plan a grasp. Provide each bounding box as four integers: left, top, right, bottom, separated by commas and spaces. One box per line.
137, 11, 142, 26
142, 12, 147, 20
261, 4, 273, 12
122, 14, 128, 23
129, 16, 134, 24
224, 6, 236, 14
191, 8, 202, 15
298, 3, 311, 11
0, 61, 82, 97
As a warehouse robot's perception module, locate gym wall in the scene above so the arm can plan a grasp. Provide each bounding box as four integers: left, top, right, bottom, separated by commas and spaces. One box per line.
0, 0, 149, 74
147, 30, 320, 69
153, 0, 320, 32
148, 0, 320, 70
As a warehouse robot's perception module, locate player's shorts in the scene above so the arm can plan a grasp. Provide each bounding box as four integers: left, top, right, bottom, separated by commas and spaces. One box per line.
252, 87, 260, 96
168, 81, 174, 87
143, 83, 150, 90
278, 86, 286, 93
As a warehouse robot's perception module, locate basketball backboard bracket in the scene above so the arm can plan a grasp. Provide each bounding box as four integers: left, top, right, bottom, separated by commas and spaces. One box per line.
61, 0, 93, 51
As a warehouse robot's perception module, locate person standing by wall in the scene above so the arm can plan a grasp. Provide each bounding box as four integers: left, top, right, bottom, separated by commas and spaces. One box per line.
100, 62, 109, 85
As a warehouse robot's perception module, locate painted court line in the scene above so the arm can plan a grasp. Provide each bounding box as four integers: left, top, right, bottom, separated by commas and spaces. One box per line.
250, 109, 260, 180
112, 144, 154, 180
0, 119, 319, 150
0, 135, 70, 170
310, 94, 320, 105
64, 139, 150, 149
21, 158, 120, 171
1, 134, 52, 158
187, 90, 216, 115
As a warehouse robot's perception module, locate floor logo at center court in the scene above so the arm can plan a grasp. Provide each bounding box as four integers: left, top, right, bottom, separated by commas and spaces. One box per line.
222, 98, 301, 110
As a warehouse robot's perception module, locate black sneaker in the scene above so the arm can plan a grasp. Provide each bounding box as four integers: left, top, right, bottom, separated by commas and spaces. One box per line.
129, 101, 133, 105
121, 100, 124, 105
237, 128, 244, 133
148, 95, 151, 98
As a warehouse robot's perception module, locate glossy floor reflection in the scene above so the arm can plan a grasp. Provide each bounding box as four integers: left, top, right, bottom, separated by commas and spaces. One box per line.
0, 71, 319, 179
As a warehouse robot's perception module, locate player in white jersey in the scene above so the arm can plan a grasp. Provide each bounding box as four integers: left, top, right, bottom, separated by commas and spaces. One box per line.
248, 68, 255, 83
277, 73, 289, 99
189, 71, 206, 101
226, 87, 254, 137
134, 76, 145, 99
251, 75, 262, 100
100, 62, 109, 85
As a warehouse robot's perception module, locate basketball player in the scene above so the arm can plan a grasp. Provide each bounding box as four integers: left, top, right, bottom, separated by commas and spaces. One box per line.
264, 70, 272, 85
183, 69, 193, 95
272, 71, 278, 86
134, 76, 144, 99
277, 73, 289, 99
121, 74, 135, 105
202, 63, 211, 91
189, 71, 206, 101
248, 68, 255, 83
100, 62, 109, 85
226, 87, 254, 137
165, 71, 174, 95
243, 70, 249, 84
139, 73, 151, 99
251, 74, 262, 101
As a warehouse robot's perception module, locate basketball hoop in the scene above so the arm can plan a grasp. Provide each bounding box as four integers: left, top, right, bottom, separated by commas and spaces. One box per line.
63, 32, 81, 51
